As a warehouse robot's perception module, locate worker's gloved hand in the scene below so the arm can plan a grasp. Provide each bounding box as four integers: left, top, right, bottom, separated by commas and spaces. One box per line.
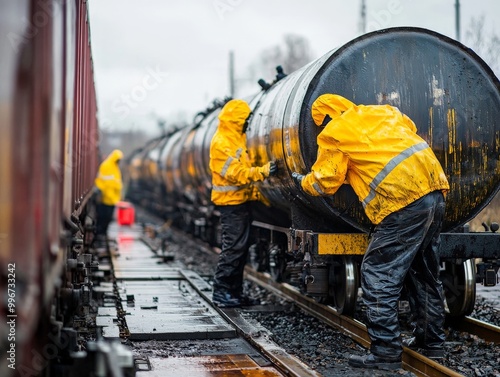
269, 161, 278, 176
291, 172, 304, 187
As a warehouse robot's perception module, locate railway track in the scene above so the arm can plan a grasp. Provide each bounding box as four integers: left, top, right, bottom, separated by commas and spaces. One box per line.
136, 213, 500, 376
449, 317, 500, 344
105, 223, 324, 376
181, 270, 322, 377
244, 267, 500, 376
179, 229, 500, 376
244, 268, 469, 377
244, 268, 500, 347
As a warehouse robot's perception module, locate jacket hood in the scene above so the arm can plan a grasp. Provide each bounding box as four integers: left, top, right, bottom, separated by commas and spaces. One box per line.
218, 99, 251, 133
109, 149, 124, 162
311, 94, 355, 126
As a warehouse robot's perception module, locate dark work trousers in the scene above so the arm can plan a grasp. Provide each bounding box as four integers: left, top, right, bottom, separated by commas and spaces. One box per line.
213, 203, 251, 297
361, 190, 446, 359
96, 203, 115, 237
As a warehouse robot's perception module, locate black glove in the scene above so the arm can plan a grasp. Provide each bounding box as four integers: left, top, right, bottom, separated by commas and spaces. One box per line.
291, 172, 304, 187
269, 161, 278, 176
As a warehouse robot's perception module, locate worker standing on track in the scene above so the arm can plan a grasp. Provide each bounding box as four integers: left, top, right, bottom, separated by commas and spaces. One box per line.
209, 99, 277, 308
94, 149, 123, 247
291, 94, 450, 370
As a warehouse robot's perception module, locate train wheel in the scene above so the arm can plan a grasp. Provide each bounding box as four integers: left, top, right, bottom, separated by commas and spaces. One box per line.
441, 259, 476, 317
329, 256, 359, 315
248, 242, 267, 272
268, 244, 285, 282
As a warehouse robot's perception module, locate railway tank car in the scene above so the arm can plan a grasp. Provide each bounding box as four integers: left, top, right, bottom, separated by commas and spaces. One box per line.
126, 27, 500, 317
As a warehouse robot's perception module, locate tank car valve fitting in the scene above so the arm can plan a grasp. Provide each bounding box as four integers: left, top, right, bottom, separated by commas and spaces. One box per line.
258, 79, 271, 90
275, 65, 287, 81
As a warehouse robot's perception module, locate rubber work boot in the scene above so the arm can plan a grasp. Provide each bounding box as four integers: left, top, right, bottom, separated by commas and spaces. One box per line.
212, 291, 241, 308
238, 295, 260, 306
402, 337, 445, 359
348, 353, 402, 370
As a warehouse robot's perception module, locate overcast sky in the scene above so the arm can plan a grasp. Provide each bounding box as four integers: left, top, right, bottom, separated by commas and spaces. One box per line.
87, 0, 500, 135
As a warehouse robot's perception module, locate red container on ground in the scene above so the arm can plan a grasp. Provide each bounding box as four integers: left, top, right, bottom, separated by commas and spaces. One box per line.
117, 201, 135, 226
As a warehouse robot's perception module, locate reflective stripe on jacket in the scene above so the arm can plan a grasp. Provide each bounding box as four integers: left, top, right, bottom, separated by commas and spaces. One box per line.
209, 99, 270, 206
95, 149, 123, 206
302, 95, 450, 224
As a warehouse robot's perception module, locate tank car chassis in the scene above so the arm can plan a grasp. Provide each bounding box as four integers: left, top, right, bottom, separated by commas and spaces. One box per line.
238, 213, 500, 317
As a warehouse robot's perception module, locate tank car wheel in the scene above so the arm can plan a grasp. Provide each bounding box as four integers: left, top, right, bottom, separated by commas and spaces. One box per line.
329, 256, 359, 315
441, 259, 476, 317
248, 242, 267, 272
268, 244, 285, 282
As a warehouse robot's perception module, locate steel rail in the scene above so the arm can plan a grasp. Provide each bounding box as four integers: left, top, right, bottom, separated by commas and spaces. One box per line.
169, 227, 497, 375
181, 269, 322, 377
451, 316, 500, 344
245, 267, 465, 377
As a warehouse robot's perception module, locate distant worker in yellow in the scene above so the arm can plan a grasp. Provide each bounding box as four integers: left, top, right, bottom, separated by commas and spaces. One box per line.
210, 99, 277, 307
291, 94, 449, 370
94, 149, 123, 245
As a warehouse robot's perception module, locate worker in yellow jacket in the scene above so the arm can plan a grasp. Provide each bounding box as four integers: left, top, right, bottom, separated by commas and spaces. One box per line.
292, 94, 449, 370
210, 99, 277, 307
94, 149, 123, 244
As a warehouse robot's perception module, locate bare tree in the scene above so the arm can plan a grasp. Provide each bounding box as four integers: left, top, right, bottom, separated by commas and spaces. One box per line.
250, 34, 314, 82
99, 129, 149, 160
464, 15, 500, 75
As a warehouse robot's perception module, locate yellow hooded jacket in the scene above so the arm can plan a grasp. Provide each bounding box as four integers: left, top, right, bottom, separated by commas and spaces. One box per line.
302, 94, 450, 224
210, 99, 271, 206
95, 149, 123, 206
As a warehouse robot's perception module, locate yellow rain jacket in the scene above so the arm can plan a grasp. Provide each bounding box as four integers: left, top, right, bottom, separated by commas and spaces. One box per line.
302, 94, 449, 224
210, 99, 271, 206
95, 149, 123, 206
